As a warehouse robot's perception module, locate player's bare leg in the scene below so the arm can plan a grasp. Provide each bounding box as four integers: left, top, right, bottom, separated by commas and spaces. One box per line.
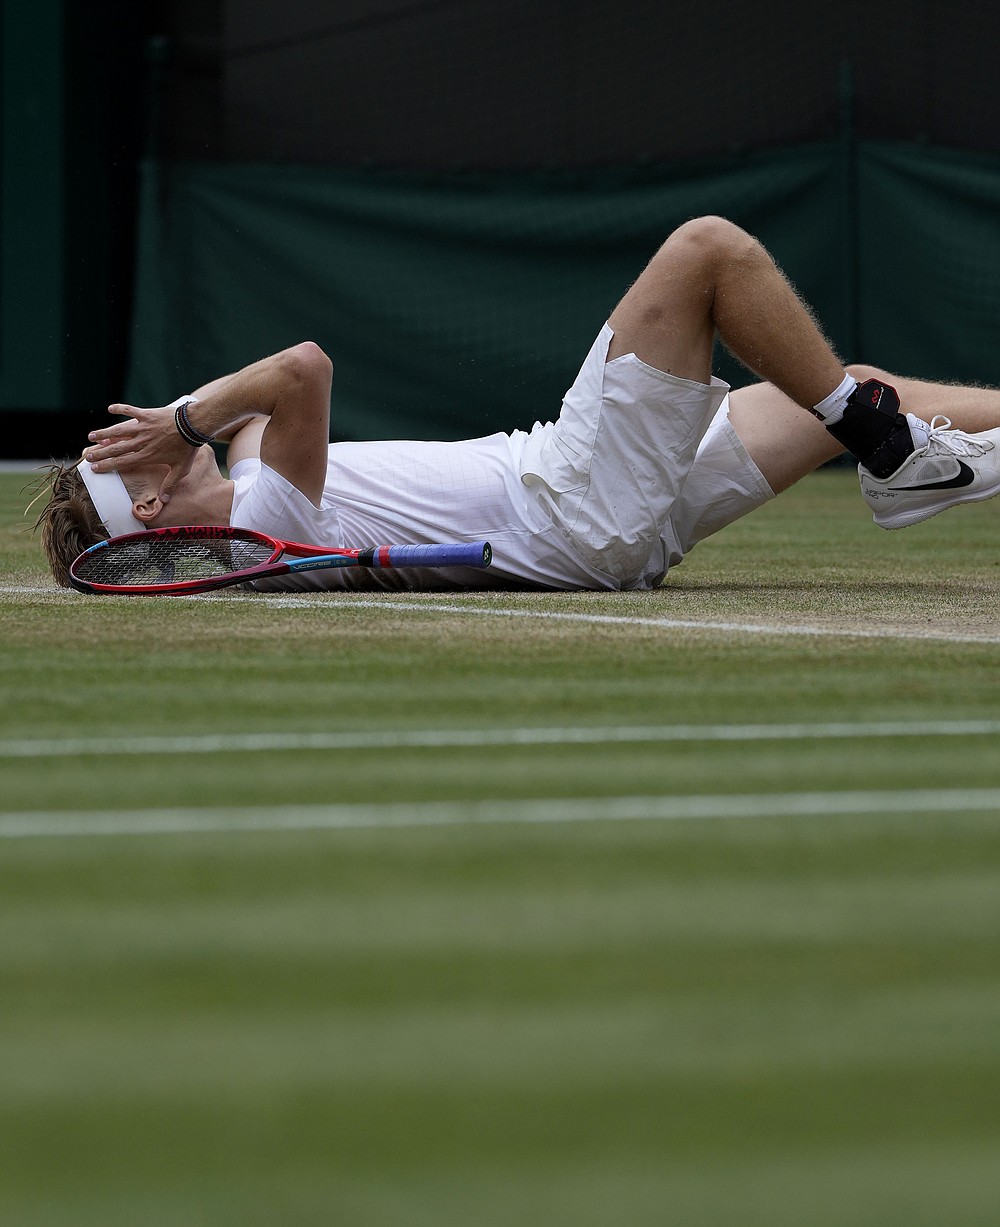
724, 384, 841, 493
849, 365, 1000, 434
609, 217, 1000, 527
607, 215, 846, 410
729, 366, 1000, 493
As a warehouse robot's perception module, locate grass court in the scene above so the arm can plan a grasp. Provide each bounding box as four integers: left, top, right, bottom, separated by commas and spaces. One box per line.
1, 466, 999, 1226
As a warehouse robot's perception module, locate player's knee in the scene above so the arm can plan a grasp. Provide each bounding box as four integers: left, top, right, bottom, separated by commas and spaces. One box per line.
286, 340, 334, 385
846, 362, 894, 385
662, 215, 762, 276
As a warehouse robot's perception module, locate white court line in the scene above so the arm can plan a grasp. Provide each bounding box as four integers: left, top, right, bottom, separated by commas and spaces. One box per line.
2, 788, 1000, 840
287, 597, 1000, 645
2, 719, 1000, 760
5, 584, 1000, 646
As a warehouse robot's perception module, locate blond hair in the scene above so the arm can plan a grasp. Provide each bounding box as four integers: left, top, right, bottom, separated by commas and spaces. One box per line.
30, 462, 109, 587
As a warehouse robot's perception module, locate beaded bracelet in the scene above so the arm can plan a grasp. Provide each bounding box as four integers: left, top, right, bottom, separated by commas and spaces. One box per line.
173, 398, 214, 447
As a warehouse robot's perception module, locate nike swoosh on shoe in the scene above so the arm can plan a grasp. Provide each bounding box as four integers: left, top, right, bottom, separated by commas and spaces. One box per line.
905, 461, 977, 491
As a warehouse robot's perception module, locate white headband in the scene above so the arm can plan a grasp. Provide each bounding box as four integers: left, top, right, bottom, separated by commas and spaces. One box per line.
78, 459, 146, 538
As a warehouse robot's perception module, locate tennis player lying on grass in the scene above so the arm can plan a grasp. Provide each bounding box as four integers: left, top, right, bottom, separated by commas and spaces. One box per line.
38, 216, 1000, 592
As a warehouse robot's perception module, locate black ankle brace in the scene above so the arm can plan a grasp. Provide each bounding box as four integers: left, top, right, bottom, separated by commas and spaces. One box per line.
824, 379, 915, 477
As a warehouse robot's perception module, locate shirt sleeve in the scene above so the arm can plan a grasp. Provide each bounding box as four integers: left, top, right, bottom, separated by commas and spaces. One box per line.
230, 460, 344, 549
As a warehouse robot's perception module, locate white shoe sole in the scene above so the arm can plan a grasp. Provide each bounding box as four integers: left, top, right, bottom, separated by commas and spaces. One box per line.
870, 477, 1000, 530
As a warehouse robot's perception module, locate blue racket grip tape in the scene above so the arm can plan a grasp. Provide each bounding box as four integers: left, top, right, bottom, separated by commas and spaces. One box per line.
383, 541, 492, 568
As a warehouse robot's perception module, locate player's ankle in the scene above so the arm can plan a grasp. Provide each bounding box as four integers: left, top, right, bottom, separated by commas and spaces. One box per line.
822, 378, 917, 477
810, 373, 857, 426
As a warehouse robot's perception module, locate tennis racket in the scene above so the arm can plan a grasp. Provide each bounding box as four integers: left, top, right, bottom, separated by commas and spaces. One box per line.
69, 526, 492, 595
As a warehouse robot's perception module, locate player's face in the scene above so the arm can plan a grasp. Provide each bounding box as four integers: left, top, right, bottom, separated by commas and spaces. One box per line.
147, 445, 229, 527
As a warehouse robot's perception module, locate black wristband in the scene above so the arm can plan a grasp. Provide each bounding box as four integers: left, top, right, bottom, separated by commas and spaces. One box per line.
174, 399, 214, 447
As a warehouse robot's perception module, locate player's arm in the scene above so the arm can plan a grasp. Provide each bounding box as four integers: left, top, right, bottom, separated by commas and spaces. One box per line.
84, 342, 333, 504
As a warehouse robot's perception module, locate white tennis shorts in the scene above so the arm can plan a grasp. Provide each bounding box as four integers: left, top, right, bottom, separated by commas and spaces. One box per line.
519, 323, 775, 589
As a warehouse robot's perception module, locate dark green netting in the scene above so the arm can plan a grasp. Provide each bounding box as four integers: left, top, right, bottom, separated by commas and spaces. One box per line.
126, 142, 1000, 441
857, 144, 1000, 383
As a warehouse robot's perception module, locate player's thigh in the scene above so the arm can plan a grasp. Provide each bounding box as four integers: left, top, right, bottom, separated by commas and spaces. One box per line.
727, 381, 843, 493
607, 216, 744, 382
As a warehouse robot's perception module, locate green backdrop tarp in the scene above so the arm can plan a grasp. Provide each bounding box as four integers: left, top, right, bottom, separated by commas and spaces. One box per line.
858, 143, 1000, 384
126, 141, 1000, 442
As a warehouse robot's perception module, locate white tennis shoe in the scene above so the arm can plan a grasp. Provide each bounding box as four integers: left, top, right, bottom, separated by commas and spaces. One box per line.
859, 413, 1000, 529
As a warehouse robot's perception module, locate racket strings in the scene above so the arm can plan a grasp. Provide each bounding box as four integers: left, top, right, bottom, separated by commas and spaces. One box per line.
72, 535, 276, 586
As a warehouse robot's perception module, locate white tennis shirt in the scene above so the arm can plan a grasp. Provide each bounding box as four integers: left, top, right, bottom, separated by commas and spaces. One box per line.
229, 428, 610, 591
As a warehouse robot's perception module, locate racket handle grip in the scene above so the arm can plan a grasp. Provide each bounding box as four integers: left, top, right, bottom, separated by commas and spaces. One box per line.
383, 541, 492, 569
